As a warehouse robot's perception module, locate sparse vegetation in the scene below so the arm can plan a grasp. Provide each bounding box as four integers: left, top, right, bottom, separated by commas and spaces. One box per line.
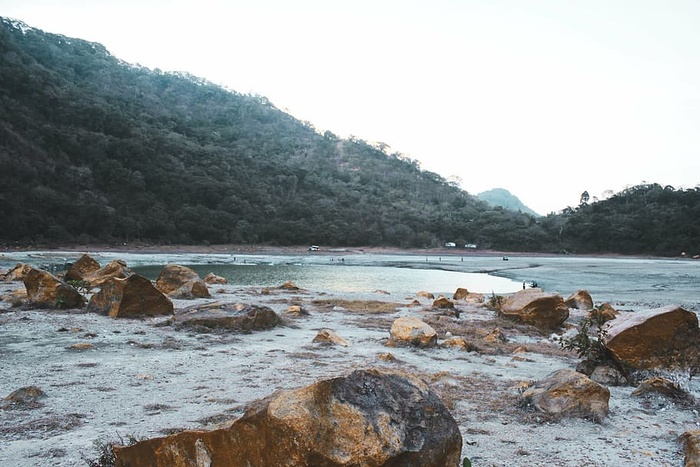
558, 311, 609, 360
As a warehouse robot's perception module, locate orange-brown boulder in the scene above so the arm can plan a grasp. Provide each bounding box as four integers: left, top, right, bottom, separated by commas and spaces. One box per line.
602, 305, 700, 372
564, 289, 594, 311
390, 317, 438, 347
203, 272, 227, 285
83, 259, 133, 287
453, 287, 470, 300
5, 263, 32, 282
64, 254, 101, 282
312, 328, 349, 346
87, 274, 173, 318
589, 302, 618, 322
520, 369, 610, 422
23, 268, 85, 309
155, 264, 210, 298
498, 289, 569, 330
112, 369, 462, 467
432, 297, 454, 309
681, 430, 700, 467
416, 291, 435, 300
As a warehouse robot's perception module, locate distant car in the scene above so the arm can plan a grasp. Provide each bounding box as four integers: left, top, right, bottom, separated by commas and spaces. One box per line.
308, 245, 319, 251
445, 242, 456, 248
465, 243, 477, 249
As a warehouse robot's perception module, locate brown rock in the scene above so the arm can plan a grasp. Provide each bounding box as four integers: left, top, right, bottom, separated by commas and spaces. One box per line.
484, 328, 507, 343
64, 254, 101, 282
441, 337, 478, 351
284, 305, 309, 317
5, 263, 32, 281
203, 272, 227, 285
564, 289, 594, 311
589, 364, 627, 386
3, 386, 46, 406
390, 317, 438, 347
520, 369, 610, 422
589, 302, 618, 322
84, 259, 133, 287
432, 297, 454, 309
113, 369, 462, 467
312, 329, 349, 346
498, 289, 569, 330
23, 268, 86, 309
416, 291, 435, 300
173, 304, 281, 333
279, 280, 299, 290
87, 274, 173, 318
631, 377, 696, 405
681, 430, 700, 467
602, 305, 700, 372
453, 287, 470, 300
155, 264, 210, 298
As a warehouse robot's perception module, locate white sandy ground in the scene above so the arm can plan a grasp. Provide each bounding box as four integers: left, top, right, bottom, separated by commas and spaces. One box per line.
1, 277, 699, 466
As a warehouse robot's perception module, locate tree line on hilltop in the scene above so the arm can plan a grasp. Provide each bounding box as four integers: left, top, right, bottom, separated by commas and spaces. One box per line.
0, 17, 698, 257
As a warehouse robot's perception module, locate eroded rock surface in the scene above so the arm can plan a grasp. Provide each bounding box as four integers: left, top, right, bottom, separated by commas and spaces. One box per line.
389, 317, 437, 347
498, 289, 569, 330
113, 369, 462, 467
173, 304, 281, 333
23, 268, 85, 309
602, 305, 700, 373
64, 254, 100, 282
87, 274, 173, 318
564, 289, 594, 311
155, 264, 210, 299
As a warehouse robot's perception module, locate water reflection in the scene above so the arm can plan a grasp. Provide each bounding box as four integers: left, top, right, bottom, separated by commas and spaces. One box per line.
133, 263, 523, 296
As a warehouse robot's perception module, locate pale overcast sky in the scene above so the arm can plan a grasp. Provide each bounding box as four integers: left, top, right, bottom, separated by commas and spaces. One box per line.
2, 0, 699, 215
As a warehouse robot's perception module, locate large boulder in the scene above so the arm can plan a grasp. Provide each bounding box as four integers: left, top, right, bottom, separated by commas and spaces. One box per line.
23, 268, 85, 309
83, 259, 133, 287
87, 274, 173, 318
389, 317, 438, 347
602, 305, 700, 372
564, 289, 594, 311
498, 289, 569, 330
113, 369, 462, 467
155, 264, 210, 299
203, 272, 227, 285
520, 369, 610, 422
681, 430, 700, 467
173, 304, 281, 333
64, 254, 101, 282
5, 263, 32, 282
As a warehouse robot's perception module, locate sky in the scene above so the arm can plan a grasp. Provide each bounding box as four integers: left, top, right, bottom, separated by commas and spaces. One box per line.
2, 0, 699, 215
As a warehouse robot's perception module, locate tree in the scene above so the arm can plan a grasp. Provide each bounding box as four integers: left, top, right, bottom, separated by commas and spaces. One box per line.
580, 191, 590, 206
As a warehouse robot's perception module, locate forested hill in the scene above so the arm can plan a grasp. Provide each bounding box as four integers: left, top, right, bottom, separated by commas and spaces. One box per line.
1, 18, 699, 256
0, 17, 553, 250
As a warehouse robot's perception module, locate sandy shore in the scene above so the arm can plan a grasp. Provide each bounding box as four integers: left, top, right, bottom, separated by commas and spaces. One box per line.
1, 250, 697, 466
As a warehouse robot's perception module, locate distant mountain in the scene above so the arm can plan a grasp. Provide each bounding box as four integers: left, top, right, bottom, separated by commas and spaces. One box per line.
477, 188, 540, 217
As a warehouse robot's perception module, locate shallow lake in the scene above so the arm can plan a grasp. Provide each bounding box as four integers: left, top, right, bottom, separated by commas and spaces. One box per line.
2, 251, 698, 310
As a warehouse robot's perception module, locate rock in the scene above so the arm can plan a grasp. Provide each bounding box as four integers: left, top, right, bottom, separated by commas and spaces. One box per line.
390, 317, 438, 347
498, 289, 569, 330
588, 364, 627, 386
453, 288, 470, 300
3, 386, 46, 407
484, 328, 507, 343
23, 268, 86, 309
280, 280, 299, 290
83, 259, 133, 287
416, 291, 435, 300
631, 377, 696, 405
5, 263, 32, 281
564, 289, 594, 311
520, 369, 610, 422
64, 254, 101, 282
589, 303, 618, 322
155, 264, 210, 299
68, 342, 95, 350
680, 430, 700, 467
87, 274, 173, 318
173, 304, 281, 333
284, 305, 309, 317
432, 297, 455, 309
312, 328, 349, 346
441, 337, 478, 351
113, 369, 462, 467
377, 352, 397, 362
602, 305, 700, 372
203, 272, 227, 284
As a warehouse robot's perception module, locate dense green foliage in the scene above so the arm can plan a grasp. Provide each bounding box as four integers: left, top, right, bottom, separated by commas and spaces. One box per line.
0, 18, 698, 256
